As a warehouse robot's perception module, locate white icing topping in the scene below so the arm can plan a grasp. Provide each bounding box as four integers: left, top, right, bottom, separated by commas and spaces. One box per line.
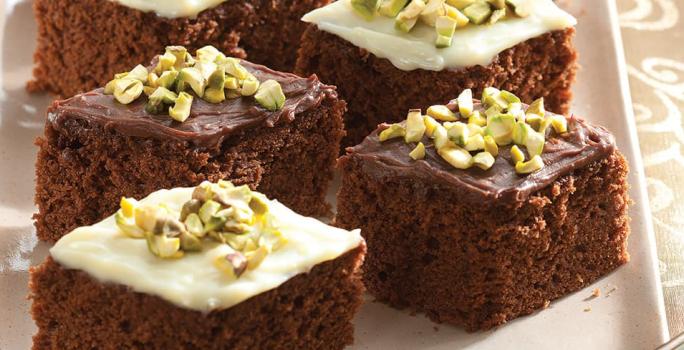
110, 0, 227, 18
301, 0, 576, 71
50, 187, 363, 312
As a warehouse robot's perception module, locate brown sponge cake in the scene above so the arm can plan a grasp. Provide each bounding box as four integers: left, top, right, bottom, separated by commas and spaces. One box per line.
335, 93, 629, 331
34, 56, 345, 243
29, 0, 330, 97
295, 26, 577, 149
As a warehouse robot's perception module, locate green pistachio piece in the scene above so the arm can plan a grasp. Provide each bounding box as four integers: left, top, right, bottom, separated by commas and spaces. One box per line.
351, 0, 382, 20
113, 78, 143, 104
482, 87, 508, 110
421, 0, 446, 27
205, 215, 229, 234
435, 16, 457, 47
165, 46, 188, 69
409, 142, 426, 160
143, 86, 157, 99
169, 92, 193, 122
179, 67, 205, 97
198, 199, 222, 224
423, 115, 440, 137
225, 77, 240, 90
184, 212, 205, 237
249, 196, 269, 216
512, 121, 528, 145
484, 104, 503, 120
483, 135, 499, 156
104, 80, 117, 95
180, 231, 202, 251
127, 65, 149, 82
146, 87, 179, 114
196, 45, 223, 63
395, 0, 426, 32
426, 104, 455, 122
405, 109, 427, 143
457, 89, 474, 117
241, 78, 260, 96
549, 115, 568, 133
115, 211, 145, 238
446, 0, 476, 9
379, 0, 410, 17
488, 7, 506, 24
515, 155, 544, 174
146, 232, 183, 259
506, 0, 531, 17
254, 80, 286, 111
134, 204, 162, 232
120, 197, 138, 217
526, 97, 545, 117
463, 1, 492, 24
438, 144, 473, 169
484, 113, 515, 145
196, 61, 218, 81
464, 134, 485, 151
473, 151, 495, 170
444, 4, 470, 26
526, 114, 543, 130
510, 144, 525, 163
525, 128, 545, 157
222, 57, 250, 80
223, 233, 249, 250
155, 52, 177, 74
192, 182, 213, 202
447, 121, 469, 146
467, 123, 484, 135
500, 90, 520, 104
155, 70, 179, 90
214, 252, 248, 279
468, 111, 487, 126
432, 124, 449, 149
147, 72, 160, 88
180, 199, 202, 221
204, 67, 227, 103
245, 246, 270, 270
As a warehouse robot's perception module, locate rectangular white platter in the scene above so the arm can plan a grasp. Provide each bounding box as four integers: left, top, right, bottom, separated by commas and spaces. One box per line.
0, 0, 670, 349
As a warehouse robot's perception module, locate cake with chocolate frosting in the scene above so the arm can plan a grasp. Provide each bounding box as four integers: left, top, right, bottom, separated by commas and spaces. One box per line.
335, 88, 630, 331
30, 181, 366, 349
29, 0, 331, 97
295, 0, 578, 148
35, 45, 345, 243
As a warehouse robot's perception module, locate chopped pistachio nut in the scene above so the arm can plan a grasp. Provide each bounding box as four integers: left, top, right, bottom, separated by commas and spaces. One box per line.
483, 135, 499, 156
420, 0, 446, 27
178, 67, 205, 97
488, 7, 506, 24
457, 89, 474, 117
484, 113, 515, 145
395, 0, 426, 32
444, 4, 470, 26
241, 78, 260, 97
146, 87, 179, 114
427, 104, 457, 121
204, 67, 227, 103
510, 144, 525, 163
351, 0, 382, 20
214, 252, 248, 279
506, 0, 531, 17
379, 0, 410, 17
156, 70, 179, 90
464, 134, 485, 151
424, 115, 441, 137
512, 121, 528, 145
446, 0, 476, 9
482, 87, 509, 110
438, 144, 473, 169
487, 0, 505, 9
196, 45, 223, 63
473, 151, 495, 170
525, 128, 545, 157
409, 142, 426, 160
435, 16, 457, 48
146, 232, 184, 259
447, 122, 469, 146
379, 123, 406, 141
463, 1, 492, 24
112, 78, 143, 104
432, 124, 449, 149
516, 155, 544, 174
254, 80, 286, 111
468, 111, 487, 126
405, 109, 427, 142
526, 97, 545, 118
166, 46, 189, 69
127, 65, 149, 82
169, 92, 193, 122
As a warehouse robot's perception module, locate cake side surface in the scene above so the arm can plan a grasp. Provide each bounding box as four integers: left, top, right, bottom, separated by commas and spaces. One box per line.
29, 0, 328, 97
295, 26, 577, 148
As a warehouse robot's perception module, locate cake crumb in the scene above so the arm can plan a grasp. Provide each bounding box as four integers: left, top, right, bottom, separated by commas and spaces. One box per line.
433, 326, 440, 332
592, 288, 601, 297
543, 300, 551, 309
605, 286, 617, 297
583, 306, 592, 312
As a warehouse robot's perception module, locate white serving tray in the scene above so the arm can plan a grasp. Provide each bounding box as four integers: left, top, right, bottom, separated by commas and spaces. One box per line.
0, 0, 669, 349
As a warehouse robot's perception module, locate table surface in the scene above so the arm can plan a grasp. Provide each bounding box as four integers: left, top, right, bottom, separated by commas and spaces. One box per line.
616, 0, 684, 339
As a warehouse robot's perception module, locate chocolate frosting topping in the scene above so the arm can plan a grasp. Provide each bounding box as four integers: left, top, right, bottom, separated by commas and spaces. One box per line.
47, 61, 336, 149
346, 115, 616, 204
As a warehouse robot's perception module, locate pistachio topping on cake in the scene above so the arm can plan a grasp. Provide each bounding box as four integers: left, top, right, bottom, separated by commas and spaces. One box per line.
351, 0, 531, 48
114, 181, 286, 279
104, 45, 286, 121
378, 88, 568, 174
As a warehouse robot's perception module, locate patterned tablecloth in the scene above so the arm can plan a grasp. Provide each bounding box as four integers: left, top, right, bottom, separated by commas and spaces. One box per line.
616, 0, 684, 338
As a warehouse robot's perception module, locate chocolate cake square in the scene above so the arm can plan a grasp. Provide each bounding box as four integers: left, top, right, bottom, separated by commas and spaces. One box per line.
29, 0, 331, 97
35, 47, 345, 243
335, 89, 630, 331
295, 0, 578, 148
30, 182, 366, 349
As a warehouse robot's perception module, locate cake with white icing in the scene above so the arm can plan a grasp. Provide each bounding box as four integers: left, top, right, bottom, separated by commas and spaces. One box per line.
29, 0, 332, 97
294, 0, 578, 148
29, 181, 366, 349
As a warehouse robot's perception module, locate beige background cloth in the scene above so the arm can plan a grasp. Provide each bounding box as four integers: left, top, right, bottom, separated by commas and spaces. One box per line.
617, 0, 684, 337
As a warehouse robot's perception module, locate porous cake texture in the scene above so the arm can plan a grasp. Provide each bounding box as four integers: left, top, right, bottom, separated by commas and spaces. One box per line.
29, 0, 330, 97
295, 27, 577, 148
